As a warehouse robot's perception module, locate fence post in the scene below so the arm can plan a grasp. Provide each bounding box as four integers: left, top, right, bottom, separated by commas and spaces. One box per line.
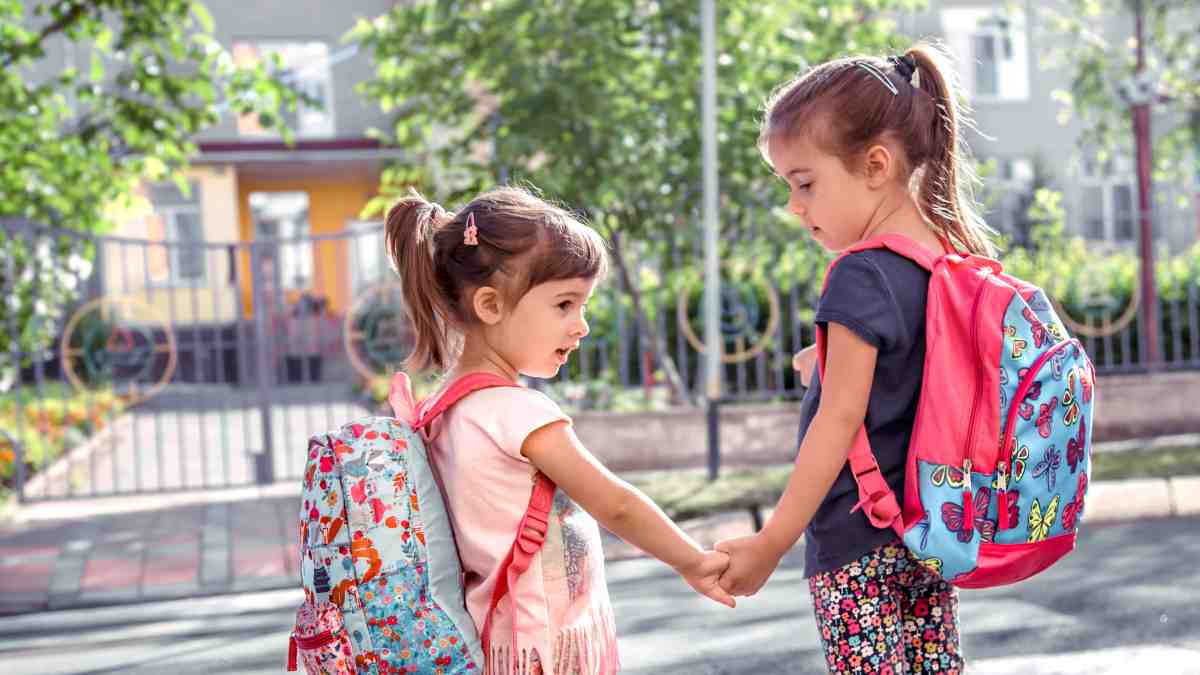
249, 243, 276, 485
706, 398, 721, 481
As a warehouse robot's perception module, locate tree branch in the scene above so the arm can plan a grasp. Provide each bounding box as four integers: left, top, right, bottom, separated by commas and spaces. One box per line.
1, 1, 94, 70
606, 225, 693, 406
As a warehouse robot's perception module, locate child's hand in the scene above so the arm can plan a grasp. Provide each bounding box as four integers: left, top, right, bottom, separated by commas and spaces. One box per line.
792, 345, 818, 388
675, 549, 736, 608
714, 534, 782, 597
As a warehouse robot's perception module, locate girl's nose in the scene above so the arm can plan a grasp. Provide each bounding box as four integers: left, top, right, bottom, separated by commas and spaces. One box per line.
574, 316, 590, 338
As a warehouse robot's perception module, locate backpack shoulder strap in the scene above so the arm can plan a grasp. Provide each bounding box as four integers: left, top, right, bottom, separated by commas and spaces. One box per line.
829, 233, 941, 275
414, 372, 518, 430
480, 472, 556, 668
405, 371, 559, 669
813, 235, 941, 536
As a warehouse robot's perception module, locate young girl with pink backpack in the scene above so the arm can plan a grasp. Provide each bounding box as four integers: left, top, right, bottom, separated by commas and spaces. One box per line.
715, 43, 1096, 674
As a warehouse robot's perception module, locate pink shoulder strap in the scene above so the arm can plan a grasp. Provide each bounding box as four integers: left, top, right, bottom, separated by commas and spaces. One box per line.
414, 372, 517, 430
392, 371, 558, 670
812, 234, 945, 536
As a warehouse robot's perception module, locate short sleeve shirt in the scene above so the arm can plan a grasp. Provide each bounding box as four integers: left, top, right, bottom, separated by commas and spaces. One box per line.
425, 386, 618, 673
797, 249, 931, 577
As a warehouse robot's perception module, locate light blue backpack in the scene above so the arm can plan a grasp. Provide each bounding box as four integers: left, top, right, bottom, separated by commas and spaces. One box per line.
287, 373, 556, 674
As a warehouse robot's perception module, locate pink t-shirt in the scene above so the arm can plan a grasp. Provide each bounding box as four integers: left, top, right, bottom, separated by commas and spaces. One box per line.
422, 386, 618, 675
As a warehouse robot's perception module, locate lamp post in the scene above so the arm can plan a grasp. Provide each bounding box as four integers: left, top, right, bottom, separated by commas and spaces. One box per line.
700, 0, 722, 478
1126, 0, 1162, 368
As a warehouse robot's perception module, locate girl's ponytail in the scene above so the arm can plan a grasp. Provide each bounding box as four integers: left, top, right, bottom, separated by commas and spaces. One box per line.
908, 45, 995, 257
385, 191, 455, 372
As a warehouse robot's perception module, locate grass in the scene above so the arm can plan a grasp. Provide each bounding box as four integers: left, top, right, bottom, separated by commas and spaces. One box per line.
629, 445, 1200, 521
1091, 445, 1200, 482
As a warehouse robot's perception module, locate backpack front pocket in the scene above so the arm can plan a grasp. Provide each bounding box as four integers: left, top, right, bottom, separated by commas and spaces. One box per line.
288, 600, 357, 674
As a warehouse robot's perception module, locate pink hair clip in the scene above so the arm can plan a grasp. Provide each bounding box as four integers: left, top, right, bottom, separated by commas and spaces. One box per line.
463, 212, 479, 246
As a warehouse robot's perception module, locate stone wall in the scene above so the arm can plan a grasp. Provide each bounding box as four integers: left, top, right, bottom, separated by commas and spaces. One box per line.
572, 370, 1200, 472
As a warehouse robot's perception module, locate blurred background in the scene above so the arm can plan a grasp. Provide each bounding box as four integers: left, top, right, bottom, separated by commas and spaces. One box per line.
0, 1, 1197, 673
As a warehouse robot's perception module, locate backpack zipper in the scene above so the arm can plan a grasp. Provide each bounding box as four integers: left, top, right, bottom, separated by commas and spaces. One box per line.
293, 629, 337, 650
963, 272, 993, 471
999, 338, 1081, 470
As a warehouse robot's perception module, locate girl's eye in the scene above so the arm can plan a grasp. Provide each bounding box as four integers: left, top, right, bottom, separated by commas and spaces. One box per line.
795, 182, 812, 192
558, 301, 573, 311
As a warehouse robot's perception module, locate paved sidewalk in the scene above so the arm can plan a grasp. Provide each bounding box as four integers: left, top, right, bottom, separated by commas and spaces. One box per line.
2, 457, 1199, 616
1, 516, 1197, 674
0, 483, 299, 615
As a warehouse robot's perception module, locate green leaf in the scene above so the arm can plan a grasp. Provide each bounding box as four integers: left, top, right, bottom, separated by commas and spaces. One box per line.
190, 2, 215, 33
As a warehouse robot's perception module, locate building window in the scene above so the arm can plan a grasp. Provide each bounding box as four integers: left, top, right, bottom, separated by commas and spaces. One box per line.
233, 41, 335, 138
165, 208, 206, 283
250, 191, 313, 293
1079, 156, 1137, 243
984, 157, 1036, 235
146, 182, 205, 285
942, 8, 1029, 102
347, 220, 387, 295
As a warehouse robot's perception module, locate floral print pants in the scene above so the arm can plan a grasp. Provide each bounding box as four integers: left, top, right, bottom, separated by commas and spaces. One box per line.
807, 542, 963, 674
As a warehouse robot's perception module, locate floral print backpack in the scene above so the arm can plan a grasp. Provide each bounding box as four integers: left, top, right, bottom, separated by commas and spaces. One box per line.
815, 234, 1097, 588
287, 373, 555, 673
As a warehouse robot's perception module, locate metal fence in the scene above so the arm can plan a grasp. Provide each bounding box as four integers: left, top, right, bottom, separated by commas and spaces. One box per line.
546, 268, 1200, 405
2, 218, 1198, 501
2, 218, 403, 502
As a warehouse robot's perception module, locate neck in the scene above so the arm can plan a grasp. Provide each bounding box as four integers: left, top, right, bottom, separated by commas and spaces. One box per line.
450, 331, 520, 383
860, 190, 929, 242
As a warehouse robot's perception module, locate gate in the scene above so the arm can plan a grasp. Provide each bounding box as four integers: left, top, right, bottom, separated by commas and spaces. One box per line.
1, 218, 408, 502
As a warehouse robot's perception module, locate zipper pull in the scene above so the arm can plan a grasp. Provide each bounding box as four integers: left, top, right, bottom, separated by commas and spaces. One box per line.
996, 461, 1008, 491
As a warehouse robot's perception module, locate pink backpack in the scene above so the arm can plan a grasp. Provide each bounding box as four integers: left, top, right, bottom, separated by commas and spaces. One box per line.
815, 234, 1097, 588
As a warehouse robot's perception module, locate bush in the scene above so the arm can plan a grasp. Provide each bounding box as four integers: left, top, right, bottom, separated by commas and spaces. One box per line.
0, 384, 129, 490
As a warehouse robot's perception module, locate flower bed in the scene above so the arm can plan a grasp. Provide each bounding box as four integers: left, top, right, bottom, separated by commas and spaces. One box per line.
0, 383, 129, 494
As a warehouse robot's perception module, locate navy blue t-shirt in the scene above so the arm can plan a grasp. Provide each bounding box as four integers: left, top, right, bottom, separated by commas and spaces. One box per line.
796, 249, 930, 577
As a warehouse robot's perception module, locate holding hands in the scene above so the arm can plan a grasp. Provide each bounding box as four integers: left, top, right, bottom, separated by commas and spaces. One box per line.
714, 533, 785, 597
676, 549, 737, 608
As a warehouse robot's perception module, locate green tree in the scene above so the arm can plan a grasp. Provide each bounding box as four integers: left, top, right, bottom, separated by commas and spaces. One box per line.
1041, 0, 1199, 185
0, 0, 305, 388
353, 0, 918, 402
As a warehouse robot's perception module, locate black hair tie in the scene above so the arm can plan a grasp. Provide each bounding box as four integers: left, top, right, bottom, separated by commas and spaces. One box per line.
888, 54, 917, 85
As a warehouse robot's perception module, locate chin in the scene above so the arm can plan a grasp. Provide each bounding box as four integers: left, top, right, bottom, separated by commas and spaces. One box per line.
523, 365, 560, 379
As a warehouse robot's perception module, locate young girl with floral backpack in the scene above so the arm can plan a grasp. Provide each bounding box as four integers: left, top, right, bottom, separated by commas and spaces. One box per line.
384, 186, 732, 674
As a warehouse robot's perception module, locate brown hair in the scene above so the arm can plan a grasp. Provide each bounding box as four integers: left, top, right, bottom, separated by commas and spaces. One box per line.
760, 42, 995, 256
385, 186, 609, 372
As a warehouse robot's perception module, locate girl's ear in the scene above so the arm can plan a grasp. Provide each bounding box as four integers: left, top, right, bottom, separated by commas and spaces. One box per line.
472, 286, 506, 325
862, 143, 896, 189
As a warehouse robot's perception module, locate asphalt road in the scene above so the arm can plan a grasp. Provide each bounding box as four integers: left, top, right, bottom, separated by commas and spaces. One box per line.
1, 516, 1197, 675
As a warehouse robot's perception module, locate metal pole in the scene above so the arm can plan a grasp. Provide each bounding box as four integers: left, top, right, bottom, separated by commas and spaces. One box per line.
701, 0, 722, 479
249, 243, 276, 485
1132, 0, 1161, 368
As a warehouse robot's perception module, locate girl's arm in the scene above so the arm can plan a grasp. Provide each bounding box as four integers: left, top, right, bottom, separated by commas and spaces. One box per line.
716, 322, 877, 595
522, 422, 736, 608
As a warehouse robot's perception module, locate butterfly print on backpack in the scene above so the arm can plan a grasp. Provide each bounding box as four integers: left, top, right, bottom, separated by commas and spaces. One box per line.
941, 487, 995, 544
